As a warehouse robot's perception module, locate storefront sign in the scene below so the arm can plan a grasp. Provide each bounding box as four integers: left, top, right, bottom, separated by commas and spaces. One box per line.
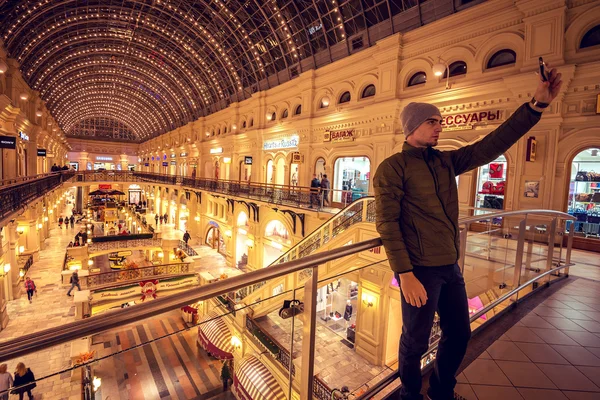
244, 156, 253, 165
99, 184, 112, 190
324, 129, 354, 143
96, 156, 113, 161
442, 110, 502, 127
180, 152, 187, 157
263, 135, 299, 150
37, 149, 47, 157
210, 147, 223, 154
0, 136, 16, 149
170, 161, 176, 165
19, 131, 29, 141
140, 280, 158, 301
144, 163, 150, 167
526, 137, 537, 162
162, 161, 168, 166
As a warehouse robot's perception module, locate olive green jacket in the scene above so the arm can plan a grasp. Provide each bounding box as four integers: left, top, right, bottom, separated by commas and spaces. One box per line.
374, 103, 542, 273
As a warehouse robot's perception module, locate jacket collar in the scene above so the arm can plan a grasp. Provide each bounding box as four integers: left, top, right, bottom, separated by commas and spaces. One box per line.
402, 142, 432, 159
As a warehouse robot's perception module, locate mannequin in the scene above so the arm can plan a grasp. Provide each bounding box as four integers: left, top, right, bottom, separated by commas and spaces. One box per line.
344, 299, 353, 321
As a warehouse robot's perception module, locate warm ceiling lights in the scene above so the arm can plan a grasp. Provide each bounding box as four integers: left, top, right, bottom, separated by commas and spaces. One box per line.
19, 92, 29, 101
36, 109, 43, 117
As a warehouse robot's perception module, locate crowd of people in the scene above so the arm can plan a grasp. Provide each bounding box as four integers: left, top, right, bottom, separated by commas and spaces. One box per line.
309, 173, 331, 209
50, 163, 71, 172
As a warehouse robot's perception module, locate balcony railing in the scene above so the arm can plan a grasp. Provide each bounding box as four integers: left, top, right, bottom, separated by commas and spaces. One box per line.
0, 208, 576, 400
81, 262, 191, 288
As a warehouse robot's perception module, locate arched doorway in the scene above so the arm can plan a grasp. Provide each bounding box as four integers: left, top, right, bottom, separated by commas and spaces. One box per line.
315, 157, 326, 181
266, 159, 274, 184
215, 160, 220, 180
236, 212, 250, 269
206, 225, 226, 255
179, 195, 188, 232
263, 220, 290, 267
275, 158, 285, 185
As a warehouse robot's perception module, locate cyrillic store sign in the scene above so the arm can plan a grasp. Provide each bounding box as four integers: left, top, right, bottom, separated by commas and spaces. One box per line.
37, 149, 47, 157
162, 161, 168, 166
19, 131, 29, 141
263, 135, 299, 151
244, 156, 253, 165
323, 129, 354, 143
0, 136, 16, 149
441, 110, 503, 131
210, 147, 223, 154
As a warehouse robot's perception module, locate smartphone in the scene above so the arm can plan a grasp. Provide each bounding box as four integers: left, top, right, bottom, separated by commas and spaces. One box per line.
538, 57, 549, 82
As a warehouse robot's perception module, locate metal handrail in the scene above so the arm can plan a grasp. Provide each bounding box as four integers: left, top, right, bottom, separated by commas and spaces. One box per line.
0, 238, 382, 361
457, 209, 575, 224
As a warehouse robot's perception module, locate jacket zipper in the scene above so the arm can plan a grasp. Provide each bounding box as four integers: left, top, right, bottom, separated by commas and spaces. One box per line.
424, 154, 460, 263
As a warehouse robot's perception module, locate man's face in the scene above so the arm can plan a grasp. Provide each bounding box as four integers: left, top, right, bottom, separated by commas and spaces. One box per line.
409, 115, 443, 148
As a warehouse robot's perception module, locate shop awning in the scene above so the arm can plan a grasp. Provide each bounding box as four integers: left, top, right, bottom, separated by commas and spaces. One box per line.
197, 310, 234, 360
234, 355, 287, 400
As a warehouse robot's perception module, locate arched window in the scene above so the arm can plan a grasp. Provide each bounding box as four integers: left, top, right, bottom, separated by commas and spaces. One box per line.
487, 49, 516, 69
408, 72, 427, 87
580, 25, 600, 48
339, 91, 351, 104
242, 120, 247, 128
224, 126, 228, 133
442, 61, 467, 78
361, 84, 376, 98
217, 128, 221, 135
294, 105, 302, 115
281, 109, 289, 119
270, 112, 276, 121
211, 130, 215, 136
249, 118, 254, 127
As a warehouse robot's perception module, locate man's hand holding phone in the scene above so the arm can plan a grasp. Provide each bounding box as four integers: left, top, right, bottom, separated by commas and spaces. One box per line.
533, 57, 563, 111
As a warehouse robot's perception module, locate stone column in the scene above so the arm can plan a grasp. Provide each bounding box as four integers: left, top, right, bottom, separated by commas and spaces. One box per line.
120, 154, 128, 171
6, 223, 20, 300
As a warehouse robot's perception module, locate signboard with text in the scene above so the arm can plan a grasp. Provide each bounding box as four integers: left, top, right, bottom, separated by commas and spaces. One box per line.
244, 156, 253, 165
37, 149, 47, 157
263, 135, 299, 151
324, 129, 354, 143
0, 136, 16, 149
99, 184, 112, 190
441, 110, 503, 129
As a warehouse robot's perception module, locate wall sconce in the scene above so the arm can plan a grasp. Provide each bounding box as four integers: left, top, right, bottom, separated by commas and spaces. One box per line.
88, 260, 94, 266
16, 227, 25, 235
223, 157, 231, 164
362, 293, 375, 308
37, 223, 43, 229
86, 238, 91, 243
19, 269, 24, 278
2, 264, 10, 275
44, 216, 49, 221
432, 58, 450, 90
245, 239, 254, 248
266, 112, 272, 121
92, 376, 101, 392
137, 227, 142, 232
194, 216, 200, 222
157, 252, 164, 258
232, 124, 237, 130
321, 97, 330, 108
231, 336, 242, 350
18, 245, 25, 254
224, 230, 232, 238
19, 92, 29, 101
35, 109, 43, 117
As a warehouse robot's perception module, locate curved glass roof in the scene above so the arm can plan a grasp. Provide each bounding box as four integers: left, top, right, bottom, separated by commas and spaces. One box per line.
1, 0, 466, 143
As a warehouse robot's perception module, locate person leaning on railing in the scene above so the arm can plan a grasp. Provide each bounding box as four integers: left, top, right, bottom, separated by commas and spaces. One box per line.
374, 66, 563, 400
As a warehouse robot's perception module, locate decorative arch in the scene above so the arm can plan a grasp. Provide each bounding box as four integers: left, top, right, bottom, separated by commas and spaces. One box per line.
565, 6, 600, 53
474, 32, 524, 73
314, 88, 333, 112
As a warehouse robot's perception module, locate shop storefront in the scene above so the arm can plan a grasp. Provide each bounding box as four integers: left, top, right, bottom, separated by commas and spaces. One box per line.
332, 156, 371, 204
239, 156, 252, 182
207, 222, 226, 255
179, 201, 188, 232
473, 155, 507, 226
316, 278, 359, 343
567, 148, 600, 247
128, 184, 141, 205
262, 220, 290, 267
263, 135, 299, 185
94, 155, 116, 170
169, 154, 177, 175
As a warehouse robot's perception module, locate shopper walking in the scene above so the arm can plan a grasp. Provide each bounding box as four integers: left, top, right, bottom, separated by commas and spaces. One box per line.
0, 364, 13, 400
309, 174, 321, 209
182, 230, 191, 245
154, 214, 159, 227
374, 68, 562, 400
220, 361, 231, 391
70, 215, 75, 229
163, 212, 168, 224
24, 277, 36, 304
320, 174, 331, 207
58, 216, 63, 229
67, 271, 81, 296
12, 363, 35, 400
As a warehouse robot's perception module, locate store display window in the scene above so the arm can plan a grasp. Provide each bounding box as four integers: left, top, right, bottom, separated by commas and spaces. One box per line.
263, 220, 290, 267
567, 148, 600, 239
333, 157, 371, 203
474, 155, 506, 225
316, 278, 358, 343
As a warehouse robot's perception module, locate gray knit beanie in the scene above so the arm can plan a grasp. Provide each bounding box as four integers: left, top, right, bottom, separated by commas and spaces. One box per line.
400, 102, 442, 137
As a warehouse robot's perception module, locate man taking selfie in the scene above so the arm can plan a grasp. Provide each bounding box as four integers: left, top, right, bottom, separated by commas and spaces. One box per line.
374, 67, 562, 400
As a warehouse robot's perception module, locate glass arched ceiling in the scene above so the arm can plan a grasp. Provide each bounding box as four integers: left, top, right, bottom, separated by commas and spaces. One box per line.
0, 0, 476, 143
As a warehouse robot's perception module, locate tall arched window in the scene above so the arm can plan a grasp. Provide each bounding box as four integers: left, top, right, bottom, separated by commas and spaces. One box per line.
249, 118, 254, 127
361, 84, 376, 98
443, 61, 467, 78
486, 49, 516, 69
580, 25, 600, 48
339, 91, 351, 104
294, 105, 302, 115
242, 120, 247, 128
408, 72, 427, 86
281, 109, 289, 119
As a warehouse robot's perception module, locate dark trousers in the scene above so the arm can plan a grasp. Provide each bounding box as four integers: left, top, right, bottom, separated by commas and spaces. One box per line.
26, 289, 35, 301
18, 390, 33, 400
396, 264, 471, 400
67, 282, 81, 296
222, 379, 228, 391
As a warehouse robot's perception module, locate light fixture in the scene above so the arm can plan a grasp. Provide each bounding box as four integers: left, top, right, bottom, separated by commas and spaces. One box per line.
92, 376, 101, 392
38, 223, 43, 229
19, 246, 25, 254
230, 336, 242, 350
194, 216, 200, 222
266, 112, 272, 121
88, 260, 94, 266
19, 270, 24, 278
223, 157, 231, 164
245, 239, 254, 248
19, 92, 29, 101
3, 264, 10, 274
224, 230, 232, 238
362, 293, 375, 308
238, 228, 247, 235
321, 97, 330, 108
36, 109, 43, 117
157, 252, 164, 258
0, 59, 7, 74
432, 59, 450, 89
16, 227, 25, 235
232, 124, 237, 130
